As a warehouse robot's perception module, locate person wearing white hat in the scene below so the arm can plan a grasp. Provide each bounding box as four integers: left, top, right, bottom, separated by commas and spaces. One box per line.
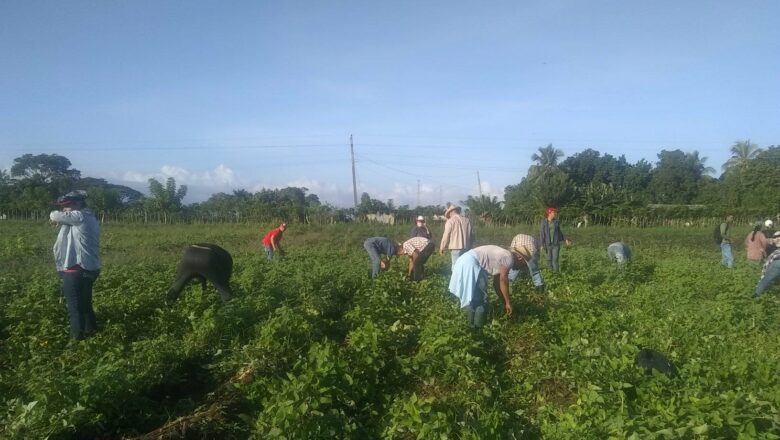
49, 190, 101, 340
410, 215, 432, 239
439, 205, 474, 267
764, 220, 777, 255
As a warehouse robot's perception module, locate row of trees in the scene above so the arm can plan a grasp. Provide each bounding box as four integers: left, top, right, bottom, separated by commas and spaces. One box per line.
495, 141, 779, 222
1, 142, 778, 225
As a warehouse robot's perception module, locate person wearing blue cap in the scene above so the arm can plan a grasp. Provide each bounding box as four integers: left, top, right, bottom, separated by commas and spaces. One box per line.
448, 245, 523, 327
49, 190, 101, 340
509, 234, 545, 292
607, 242, 632, 265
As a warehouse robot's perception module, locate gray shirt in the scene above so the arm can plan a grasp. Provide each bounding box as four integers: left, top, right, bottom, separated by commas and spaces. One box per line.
50, 209, 101, 271
473, 245, 514, 275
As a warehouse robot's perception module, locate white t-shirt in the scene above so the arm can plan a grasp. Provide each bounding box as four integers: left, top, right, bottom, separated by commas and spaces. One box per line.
473, 245, 513, 275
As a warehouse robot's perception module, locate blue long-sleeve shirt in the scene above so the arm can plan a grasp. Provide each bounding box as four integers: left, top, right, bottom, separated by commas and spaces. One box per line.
50, 209, 101, 271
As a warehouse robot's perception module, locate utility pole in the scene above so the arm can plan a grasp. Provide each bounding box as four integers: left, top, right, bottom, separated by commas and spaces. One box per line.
477, 170, 483, 196
350, 134, 358, 208
417, 179, 421, 208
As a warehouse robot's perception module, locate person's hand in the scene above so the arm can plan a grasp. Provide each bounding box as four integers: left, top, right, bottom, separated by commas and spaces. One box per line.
439, 250, 444, 256
565, 239, 572, 246
504, 301, 513, 317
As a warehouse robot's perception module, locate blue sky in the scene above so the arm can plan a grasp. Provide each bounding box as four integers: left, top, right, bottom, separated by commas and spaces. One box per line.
1, 1, 778, 206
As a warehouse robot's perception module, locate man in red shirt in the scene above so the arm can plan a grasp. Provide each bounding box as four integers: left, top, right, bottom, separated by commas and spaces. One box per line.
262, 223, 287, 261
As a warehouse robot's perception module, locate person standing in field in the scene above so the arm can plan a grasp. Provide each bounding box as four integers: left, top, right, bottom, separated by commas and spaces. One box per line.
448, 245, 523, 328
363, 237, 402, 279
401, 236, 435, 281
261, 223, 287, 261
508, 233, 544, 292
439, 205, 474, 267
49, 190, 101, 340
764, 220, 777, 255
752, 243, 780, 298
540, 207, 571, 272
410, 215, 432, 239
719, 215, 734, 268
607, 242, 632, 265
745, 222, 768, 263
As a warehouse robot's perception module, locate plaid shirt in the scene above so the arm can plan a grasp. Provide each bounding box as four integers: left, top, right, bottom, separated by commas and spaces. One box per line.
403, 237, 430, 255
510, 234, 538, 260
762, 250, 780, 277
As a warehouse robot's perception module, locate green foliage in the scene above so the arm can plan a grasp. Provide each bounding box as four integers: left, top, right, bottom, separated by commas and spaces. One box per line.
1, 222, 779, 439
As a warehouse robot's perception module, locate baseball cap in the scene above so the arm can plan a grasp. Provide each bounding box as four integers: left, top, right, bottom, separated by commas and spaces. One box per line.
55, 190, 87, 205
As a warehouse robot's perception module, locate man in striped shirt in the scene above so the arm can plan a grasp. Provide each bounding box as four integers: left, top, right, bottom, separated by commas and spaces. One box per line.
402, 236, 435, 281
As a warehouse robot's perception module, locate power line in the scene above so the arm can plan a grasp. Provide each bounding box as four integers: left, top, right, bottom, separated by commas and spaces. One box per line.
358, 157, 473, 191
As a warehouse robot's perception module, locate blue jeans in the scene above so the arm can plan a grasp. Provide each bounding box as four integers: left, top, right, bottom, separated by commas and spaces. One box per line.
364, 240, 383, 278
264, 245, 274, 261
527, 253, 544, 287
754, 260, 780, 298
59, 269, 99, 339
545, 244, 561, 272
721, 242, 734, 268
464, 272, 488, 328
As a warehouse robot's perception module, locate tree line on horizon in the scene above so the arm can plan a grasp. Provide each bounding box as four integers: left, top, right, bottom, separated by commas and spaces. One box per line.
0, 140, 777, 224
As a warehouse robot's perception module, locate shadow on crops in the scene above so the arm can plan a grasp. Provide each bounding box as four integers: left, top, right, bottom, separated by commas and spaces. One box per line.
146, 357, 216, 407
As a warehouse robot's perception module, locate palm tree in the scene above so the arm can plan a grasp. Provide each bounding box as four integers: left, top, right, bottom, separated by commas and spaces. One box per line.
687, 151, 715, 176
531, 144, 564, 169
722, 140, 762, 172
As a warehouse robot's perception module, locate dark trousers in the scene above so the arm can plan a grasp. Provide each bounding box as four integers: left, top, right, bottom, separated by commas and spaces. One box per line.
411, 242, 435, 281
59, 269, 99, 339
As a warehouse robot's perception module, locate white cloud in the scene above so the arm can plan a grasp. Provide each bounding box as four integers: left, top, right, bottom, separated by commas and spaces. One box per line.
104, 163, 498, 207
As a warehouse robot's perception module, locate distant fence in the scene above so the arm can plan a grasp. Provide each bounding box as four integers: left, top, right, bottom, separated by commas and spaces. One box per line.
1, 209, 773, 228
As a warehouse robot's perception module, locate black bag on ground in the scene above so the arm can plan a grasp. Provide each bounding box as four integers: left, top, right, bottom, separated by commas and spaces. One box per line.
635, 348, 678, 378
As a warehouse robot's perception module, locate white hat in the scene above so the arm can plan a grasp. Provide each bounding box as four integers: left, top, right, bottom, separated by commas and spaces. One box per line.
444, 205, 459, 217
416, 215, 425, 222
766, 219, 774, 229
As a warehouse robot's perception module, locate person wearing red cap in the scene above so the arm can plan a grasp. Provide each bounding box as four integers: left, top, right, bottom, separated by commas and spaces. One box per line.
539, 207, 571, 272
262, 223, 287, 261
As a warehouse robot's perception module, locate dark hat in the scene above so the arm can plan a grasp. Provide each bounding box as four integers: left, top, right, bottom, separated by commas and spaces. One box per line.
55, 190, 88, 205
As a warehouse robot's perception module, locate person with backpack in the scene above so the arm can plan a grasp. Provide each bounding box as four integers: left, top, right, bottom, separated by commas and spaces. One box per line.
716, 215, 734, 269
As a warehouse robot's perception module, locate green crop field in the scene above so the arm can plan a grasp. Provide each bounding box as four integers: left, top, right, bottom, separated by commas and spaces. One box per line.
1, 221, 778, 439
